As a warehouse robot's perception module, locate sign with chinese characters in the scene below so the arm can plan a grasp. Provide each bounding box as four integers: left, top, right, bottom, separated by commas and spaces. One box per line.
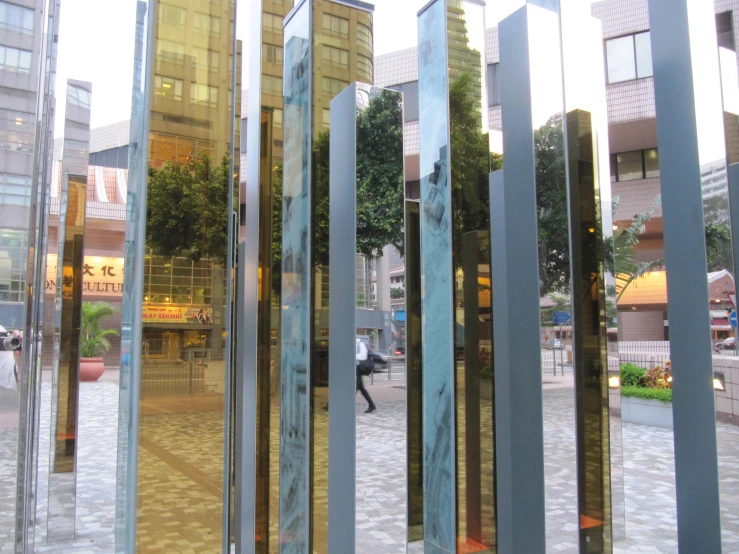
46, 255, 124, 297
142, 305, 214, 324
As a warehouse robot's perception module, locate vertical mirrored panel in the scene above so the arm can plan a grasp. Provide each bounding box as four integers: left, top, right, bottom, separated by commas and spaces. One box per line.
560, 4, 623, 551
418, 0, 496, 551
45, 80, 92, 543
10, 0, 60, 549
280, 1, 373, 551
649, 0, 725, 550
244, 2, 294, 552
406, 200, 423, 545
280, 2, 311, 550
310, 2, 373, 552
328, 83, 404, 553
117, 0, 240, 551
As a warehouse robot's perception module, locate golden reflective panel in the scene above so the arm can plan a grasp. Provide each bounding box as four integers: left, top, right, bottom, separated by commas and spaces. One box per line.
566, 109, 612, 552
443, 1, 498, 551
134, 0, 240, 551
253, 2, 294, 553
405, 200, 423, 544
47, 174, 87, 541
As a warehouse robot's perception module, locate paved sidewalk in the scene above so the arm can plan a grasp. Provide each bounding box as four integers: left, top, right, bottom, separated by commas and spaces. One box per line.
3, 377, 739, 553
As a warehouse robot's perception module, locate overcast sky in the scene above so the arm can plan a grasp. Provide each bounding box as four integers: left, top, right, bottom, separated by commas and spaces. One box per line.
53, 0, 530, 135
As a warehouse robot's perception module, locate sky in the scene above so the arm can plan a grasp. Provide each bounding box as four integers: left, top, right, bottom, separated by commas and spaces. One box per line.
53, 0, 527, 135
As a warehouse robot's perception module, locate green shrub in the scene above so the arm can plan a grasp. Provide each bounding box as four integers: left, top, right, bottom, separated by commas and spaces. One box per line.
620, 362, 646, 387
621, 385, 672, 403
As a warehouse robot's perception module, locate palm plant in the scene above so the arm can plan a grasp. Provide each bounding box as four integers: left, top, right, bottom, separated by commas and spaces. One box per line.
80, 302, 119, 358
611, 195, 665, 301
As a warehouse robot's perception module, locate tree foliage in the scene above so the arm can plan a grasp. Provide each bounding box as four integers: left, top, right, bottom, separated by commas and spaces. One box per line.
80, 301, 119, 358
534, 114, 570, 296
312, 90, 405, 268
356, 89, 405, 257
146, 154, 230, 266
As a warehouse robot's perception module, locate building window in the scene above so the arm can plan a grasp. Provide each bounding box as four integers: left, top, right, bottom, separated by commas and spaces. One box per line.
322, 13, 348, 38
605, 31, 652, 84
322, 76, 348, 97
0, 227, 27, 303
487, 63, 501, 107
149, 132, 215, 166
611, 148, 659, 182
193, 47, 220, 70
322, 108, 330, 129
357, 23, 372, 51
0, 44, 31, 73
190, 83, 218, 107
357, 54, 372, 80
144, 254, 213, 305
159, 3, 186, 28
262, 75, 283, 94
263, 12, 282, 33
155, 76, 183, 102
0, 173, 31, 206
322, 45, 348, 69
263, 44, 283, 65
717, 12, 735, 51
0, 1, 34, 34
0, 108, 34, 152
67, 85, 91, 108
194, 12, 220, 37
156, 40, 185, 66
272, 108, 283, 128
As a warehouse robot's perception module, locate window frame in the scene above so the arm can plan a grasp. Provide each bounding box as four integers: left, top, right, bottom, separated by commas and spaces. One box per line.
0, 1, 34, 35
610, 148, 660, 182
604, 30, 653, 85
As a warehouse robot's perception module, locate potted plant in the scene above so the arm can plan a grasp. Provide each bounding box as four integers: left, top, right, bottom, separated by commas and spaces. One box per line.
79, 301, 119, 382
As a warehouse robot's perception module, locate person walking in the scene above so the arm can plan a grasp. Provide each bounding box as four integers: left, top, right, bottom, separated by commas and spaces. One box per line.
356, 338, 376, 413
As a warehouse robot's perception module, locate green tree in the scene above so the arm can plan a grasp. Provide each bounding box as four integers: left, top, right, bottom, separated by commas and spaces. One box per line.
534, 114, 569, 296
311, 90, 405, 268
356, 89, 405, 257
146, 153, 230, 266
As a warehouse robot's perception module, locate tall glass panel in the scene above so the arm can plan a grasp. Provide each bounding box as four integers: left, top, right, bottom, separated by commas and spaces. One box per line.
280, 1, 373, 551
45, 80, 92, 544
116, 0, 240, 551
244, 2, 294, 552
648, 0, 725, 551
6, 0, 60, 550
418, 0, 496, 551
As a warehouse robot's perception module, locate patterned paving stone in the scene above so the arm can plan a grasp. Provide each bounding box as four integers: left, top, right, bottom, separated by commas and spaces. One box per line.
2, 372, 739, 553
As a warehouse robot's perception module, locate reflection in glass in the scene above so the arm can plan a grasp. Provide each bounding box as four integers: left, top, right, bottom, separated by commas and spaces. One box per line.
46, 80, 92, 543
327, 83, 404, 552
116, 0, 240, 551
245, 2, 294, 552
280, 1, 373, 551
418, 0, 497, 551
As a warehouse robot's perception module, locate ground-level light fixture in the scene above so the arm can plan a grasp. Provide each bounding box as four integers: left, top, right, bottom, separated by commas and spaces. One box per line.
607, 369, 620, 389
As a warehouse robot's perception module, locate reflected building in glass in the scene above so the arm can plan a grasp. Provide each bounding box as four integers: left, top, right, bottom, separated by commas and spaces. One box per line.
117, 0, 240, 552
417, 0, 496, 551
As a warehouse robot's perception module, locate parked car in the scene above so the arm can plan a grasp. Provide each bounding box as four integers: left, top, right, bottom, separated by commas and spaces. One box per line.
392, 345, 405, 356
718, 337, 736, 351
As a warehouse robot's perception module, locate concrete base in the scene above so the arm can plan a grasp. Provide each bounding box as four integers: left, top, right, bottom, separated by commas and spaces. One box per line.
621, 395, 673, 429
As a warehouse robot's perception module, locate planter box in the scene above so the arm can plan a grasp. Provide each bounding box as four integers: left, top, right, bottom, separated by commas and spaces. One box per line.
621, 395, 673, 429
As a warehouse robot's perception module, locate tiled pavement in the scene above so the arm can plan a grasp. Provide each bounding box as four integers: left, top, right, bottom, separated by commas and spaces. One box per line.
3, 373, 739, 552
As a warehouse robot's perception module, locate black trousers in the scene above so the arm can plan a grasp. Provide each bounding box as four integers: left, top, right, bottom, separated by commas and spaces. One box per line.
356, 374, 375, 408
